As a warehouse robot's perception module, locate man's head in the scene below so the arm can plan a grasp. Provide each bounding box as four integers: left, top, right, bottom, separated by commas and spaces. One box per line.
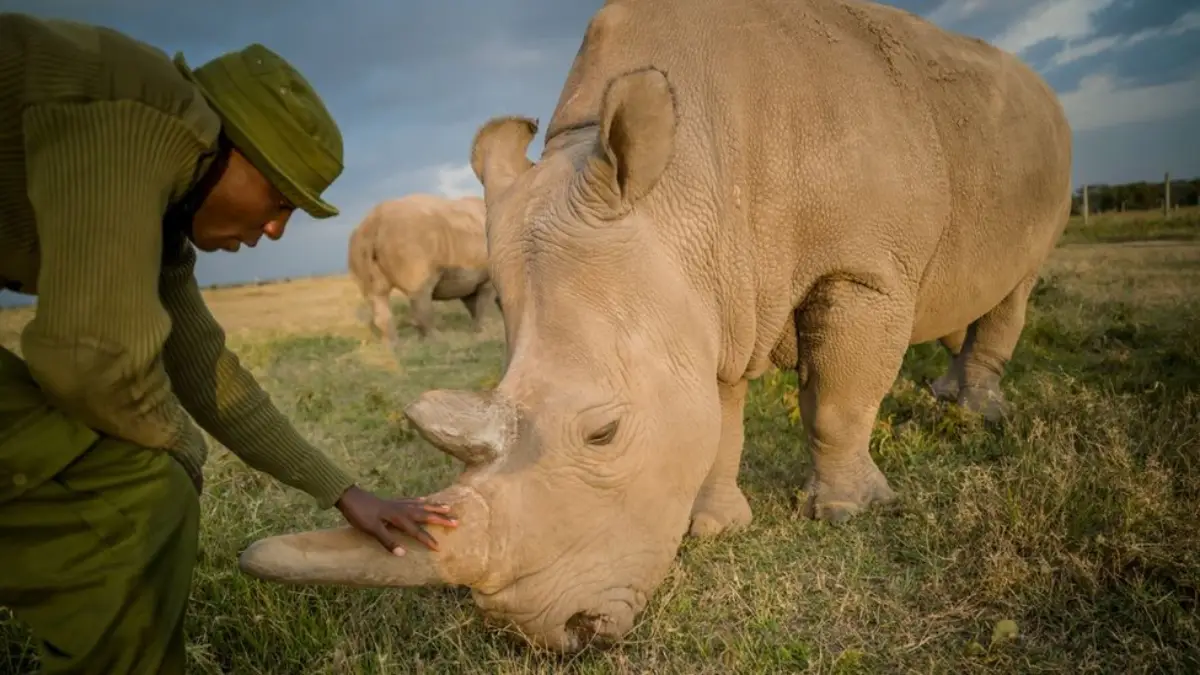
172, 44, 344, 252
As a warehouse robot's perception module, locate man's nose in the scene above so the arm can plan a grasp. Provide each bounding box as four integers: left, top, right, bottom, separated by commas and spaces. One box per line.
264, 215, 290, 240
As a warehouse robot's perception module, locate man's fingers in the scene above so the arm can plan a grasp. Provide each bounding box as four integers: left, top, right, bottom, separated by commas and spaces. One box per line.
419, 514, 460, 528
410, 504, 457, 521
413, 526, 439, 551
395, 500, 451, 513
372, 525, 408, 557
404, 522, 438, 551
386, 515, 440, 551
393, 500, 457, 523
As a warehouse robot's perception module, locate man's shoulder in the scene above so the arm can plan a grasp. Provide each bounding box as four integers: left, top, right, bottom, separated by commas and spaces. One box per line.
92, 23, 222, 147
2, 12, 221, 147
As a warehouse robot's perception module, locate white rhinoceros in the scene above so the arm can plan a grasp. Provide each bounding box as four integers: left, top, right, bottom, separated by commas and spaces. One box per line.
347, 193, 498, 342
237, 0, 1073, 652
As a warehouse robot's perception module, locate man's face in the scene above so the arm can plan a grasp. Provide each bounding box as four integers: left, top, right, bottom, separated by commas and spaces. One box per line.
189, 149, 296, 252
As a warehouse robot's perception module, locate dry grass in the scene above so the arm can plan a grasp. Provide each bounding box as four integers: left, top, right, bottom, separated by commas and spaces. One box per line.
2, 211, 1199, 674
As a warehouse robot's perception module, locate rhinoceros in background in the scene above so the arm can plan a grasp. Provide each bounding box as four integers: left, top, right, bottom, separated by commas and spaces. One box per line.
239, 0, 1073, 652
347, 193, 499, 342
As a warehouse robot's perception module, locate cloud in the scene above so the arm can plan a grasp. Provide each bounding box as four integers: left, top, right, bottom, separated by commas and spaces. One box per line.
470, 35, 553, 70
925, 0, 991, 27
1048, 8, 1200, 68
1059, 69, 1200, 132
336, 162, 480, 217
992, 0, 1117, 56
433, 164, 483, 198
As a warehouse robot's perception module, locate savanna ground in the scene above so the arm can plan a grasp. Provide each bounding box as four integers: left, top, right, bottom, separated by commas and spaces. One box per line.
2, 208, 1199, 674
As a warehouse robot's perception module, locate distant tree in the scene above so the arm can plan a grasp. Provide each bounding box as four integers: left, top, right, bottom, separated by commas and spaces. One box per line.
1070, 175, 1199, 215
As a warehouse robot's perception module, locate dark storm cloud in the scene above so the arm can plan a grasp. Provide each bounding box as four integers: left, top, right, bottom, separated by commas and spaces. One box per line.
1088, 0, 1196, 39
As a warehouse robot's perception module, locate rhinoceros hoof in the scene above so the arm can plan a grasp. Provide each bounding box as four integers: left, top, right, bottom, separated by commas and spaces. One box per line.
688, 486, 752, 537
798, 468, 897, 525
957, 385, 1010, 423
928, 373, 960, 402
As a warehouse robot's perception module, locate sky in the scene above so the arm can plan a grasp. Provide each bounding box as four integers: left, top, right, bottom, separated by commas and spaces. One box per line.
2, 0, 1198, 300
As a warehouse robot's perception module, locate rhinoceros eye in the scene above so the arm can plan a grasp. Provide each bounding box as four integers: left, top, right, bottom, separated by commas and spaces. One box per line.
586, 420, 619, 446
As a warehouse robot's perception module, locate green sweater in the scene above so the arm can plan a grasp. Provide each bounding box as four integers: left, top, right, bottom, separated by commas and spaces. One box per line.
0, 13, 355, 508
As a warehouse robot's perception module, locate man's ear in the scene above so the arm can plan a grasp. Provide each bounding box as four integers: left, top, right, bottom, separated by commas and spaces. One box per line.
581, 66, 677, 218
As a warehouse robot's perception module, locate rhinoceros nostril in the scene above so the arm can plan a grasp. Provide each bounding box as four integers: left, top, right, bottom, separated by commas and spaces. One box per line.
565, 610, 616, 649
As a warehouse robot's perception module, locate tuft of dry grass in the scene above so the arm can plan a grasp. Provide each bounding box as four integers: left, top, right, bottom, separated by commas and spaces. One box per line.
3, 211, 1199, 673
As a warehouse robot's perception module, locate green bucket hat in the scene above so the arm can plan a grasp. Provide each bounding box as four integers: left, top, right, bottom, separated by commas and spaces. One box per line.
173, 44, 343, 219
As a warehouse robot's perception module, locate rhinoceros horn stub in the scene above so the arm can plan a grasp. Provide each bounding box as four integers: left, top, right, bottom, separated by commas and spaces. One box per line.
239, 484, 490, 588
404, 389, 518, 467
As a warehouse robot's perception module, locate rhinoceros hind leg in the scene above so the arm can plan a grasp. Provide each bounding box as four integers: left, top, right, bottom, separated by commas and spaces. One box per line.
951, 274, 1038, 423
689, 379, 753, 538
929, 327, 968, 401
367, 292, 397, 346
793, 280, 906, 524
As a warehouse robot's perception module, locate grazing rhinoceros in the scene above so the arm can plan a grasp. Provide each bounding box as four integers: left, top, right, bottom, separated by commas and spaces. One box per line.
347, 193, 498, 342
238, 0, 1073, 652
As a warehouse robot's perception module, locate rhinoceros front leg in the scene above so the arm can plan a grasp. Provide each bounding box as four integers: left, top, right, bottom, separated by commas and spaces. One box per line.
689, 378, 753, 537
948, 274, 1038, 422
794, 281, 906, 523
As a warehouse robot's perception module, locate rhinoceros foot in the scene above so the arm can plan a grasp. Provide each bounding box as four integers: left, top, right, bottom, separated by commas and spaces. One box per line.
929, 372, 960, 402
411, 325, 439, 342
956, 384, 1010, 423
798, 459, 897, 524
688, 485, 752, 537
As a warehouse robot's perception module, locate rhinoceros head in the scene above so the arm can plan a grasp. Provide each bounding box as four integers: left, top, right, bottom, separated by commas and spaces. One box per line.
238, 68, 726, 652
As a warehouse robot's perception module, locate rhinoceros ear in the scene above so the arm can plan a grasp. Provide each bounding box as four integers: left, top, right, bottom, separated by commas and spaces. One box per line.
586, 66, 677, 218
470, 116, 539, 199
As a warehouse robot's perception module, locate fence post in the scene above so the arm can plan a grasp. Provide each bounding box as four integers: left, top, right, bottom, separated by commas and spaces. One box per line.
1164, 172, 1171, 218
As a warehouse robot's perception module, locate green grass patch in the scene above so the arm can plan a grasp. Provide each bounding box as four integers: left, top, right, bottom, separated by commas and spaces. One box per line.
1060, 208, 1200, 245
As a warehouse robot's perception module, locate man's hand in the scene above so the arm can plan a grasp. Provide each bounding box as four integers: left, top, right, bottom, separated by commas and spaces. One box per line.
335, 485, 459, 556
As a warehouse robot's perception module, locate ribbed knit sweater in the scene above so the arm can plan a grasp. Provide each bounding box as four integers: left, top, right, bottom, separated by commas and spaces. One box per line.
0, 13, 355, 508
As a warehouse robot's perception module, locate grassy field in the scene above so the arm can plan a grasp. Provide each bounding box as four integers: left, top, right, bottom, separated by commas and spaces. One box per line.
2, 210, 1199, 674
1060, 206, 1200, 246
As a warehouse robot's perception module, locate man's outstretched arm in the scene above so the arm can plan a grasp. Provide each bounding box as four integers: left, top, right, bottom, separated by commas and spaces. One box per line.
158, 236, 458, 551
157, 237, 355, 508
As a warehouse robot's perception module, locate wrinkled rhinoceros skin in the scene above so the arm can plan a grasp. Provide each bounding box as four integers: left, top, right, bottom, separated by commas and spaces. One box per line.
241, 0, 1073, 653
347, 193, 500, 342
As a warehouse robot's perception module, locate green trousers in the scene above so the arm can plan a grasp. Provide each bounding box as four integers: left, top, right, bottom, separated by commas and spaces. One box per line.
0, 346, 200, 674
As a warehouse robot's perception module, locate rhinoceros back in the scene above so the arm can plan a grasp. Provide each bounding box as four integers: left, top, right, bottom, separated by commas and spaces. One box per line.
371, 194, 490, 273
542, 0, 1072, 351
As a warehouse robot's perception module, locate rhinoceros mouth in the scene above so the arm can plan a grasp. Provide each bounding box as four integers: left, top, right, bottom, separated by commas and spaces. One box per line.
469, 579, 645, 652
562, 590, 643, 650
564, 609, 621, 649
